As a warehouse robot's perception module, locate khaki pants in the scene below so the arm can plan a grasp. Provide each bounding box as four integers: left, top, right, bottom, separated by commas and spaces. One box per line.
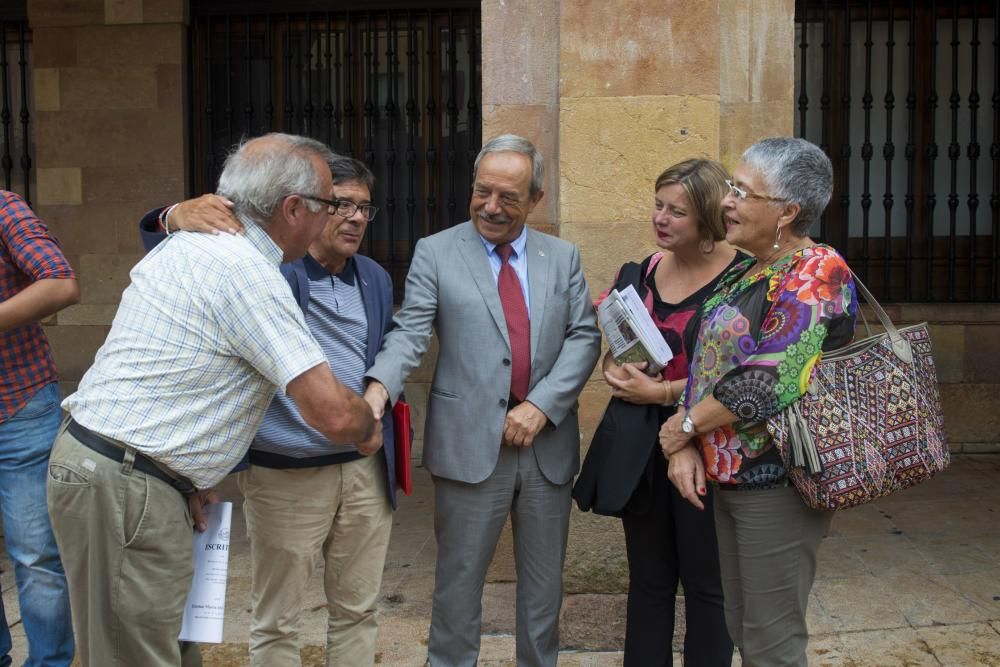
46, 426, 202, 667
238, 454, 393, 667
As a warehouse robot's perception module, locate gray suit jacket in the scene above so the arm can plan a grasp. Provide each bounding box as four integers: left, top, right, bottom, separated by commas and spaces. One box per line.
367, 220, 601, 485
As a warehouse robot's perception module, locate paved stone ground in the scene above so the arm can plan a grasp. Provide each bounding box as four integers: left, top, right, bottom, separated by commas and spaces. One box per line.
4, 455, 1000, 665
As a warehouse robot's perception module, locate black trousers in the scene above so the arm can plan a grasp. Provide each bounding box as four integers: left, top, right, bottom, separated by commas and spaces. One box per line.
621, 450, 733, 667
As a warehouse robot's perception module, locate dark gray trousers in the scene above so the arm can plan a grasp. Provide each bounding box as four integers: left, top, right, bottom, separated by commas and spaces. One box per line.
428, 445, 571, 667
713, 485, 833, 667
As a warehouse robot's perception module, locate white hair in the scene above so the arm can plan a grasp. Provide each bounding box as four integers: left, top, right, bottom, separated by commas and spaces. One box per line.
217, 133, 336, 225
741, 137, 833, 236
473, 134, 544, 196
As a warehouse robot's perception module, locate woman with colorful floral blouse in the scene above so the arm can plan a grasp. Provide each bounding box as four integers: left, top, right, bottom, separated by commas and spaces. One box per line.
658, 138, 857, 667
585, 159, 742, 666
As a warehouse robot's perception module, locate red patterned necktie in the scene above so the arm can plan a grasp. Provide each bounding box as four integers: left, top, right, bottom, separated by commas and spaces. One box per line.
496, 243, 531, 402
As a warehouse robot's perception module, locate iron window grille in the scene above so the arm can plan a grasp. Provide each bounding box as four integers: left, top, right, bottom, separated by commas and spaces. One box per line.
795, 0, 999, 302
189, 1, 482, 302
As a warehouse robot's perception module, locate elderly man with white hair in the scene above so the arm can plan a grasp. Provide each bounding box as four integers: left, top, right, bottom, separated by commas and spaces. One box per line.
47, 133, 378, 667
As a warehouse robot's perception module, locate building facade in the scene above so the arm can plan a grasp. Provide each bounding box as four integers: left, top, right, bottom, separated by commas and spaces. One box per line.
8, 0, 999, 590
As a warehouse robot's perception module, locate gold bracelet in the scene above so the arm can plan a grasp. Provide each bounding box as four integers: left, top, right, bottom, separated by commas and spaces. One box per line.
662, 381, 672, 405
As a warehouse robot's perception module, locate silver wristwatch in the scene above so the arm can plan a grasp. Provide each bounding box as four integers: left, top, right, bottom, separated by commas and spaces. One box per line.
681, 414, 697, 435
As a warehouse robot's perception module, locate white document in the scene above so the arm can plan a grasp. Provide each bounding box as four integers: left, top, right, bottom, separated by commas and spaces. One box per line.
597, 291, 638, 351
597, 285, 674, 373
618, 285, 673, 363
179, 501, 233, 644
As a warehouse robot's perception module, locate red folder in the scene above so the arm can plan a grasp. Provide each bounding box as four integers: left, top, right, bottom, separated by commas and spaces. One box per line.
392, 400, 413, 496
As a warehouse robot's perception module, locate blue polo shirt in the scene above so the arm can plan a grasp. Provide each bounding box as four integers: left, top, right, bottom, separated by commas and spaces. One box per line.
251, 254, 369, 468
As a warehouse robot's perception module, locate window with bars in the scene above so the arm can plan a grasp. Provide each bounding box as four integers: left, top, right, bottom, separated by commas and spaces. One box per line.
189, 2, 482, 301
0, 3, 33, 203
795, 0, 999, 302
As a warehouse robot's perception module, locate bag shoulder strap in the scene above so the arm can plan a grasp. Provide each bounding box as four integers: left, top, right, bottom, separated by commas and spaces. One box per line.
849, 270, 912, 363
614, 252, 661, 293
644, 252, 664, 278
612, 261, 641, 292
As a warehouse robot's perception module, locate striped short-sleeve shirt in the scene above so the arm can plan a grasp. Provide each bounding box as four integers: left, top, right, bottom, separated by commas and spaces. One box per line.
0, 190, 76, 424
64, 222, 326, 488
254, 254, 368, 458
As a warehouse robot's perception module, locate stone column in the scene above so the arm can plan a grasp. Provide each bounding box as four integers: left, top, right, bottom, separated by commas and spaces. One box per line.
719, 0, 796, 166
28, 0, 187, 391
480, 0, 560, 231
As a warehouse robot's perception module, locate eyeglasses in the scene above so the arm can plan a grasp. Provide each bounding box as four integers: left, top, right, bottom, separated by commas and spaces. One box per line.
298, 194, 379, 221
725, 179, 786, 203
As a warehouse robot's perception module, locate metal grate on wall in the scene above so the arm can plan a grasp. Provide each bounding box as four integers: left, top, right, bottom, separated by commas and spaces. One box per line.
189, 1, 482, 301
795, 0, 999, 302
0, 1, 32, 204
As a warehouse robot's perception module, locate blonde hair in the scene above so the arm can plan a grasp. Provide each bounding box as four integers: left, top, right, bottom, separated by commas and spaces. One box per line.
654, 158, 729, 243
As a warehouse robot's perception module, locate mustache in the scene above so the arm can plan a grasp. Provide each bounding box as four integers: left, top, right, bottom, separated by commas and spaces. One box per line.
475, 208, 512, 225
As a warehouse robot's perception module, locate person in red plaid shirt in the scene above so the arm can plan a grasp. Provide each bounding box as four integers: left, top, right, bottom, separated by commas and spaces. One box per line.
0, 189, 78, 667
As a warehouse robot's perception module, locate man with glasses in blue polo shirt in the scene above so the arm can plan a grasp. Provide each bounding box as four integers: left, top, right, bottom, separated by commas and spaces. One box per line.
138, 155, 398, 667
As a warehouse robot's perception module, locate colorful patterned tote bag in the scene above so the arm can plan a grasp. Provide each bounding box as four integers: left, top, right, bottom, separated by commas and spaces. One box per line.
766, 275, 950, 510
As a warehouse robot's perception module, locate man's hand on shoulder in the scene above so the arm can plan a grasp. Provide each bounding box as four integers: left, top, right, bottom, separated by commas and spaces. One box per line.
171, 194, 242, 235
502, 400, 548, 448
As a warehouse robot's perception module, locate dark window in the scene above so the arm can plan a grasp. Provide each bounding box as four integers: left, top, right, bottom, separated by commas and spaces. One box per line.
1, 1, 33, 203
189, 2, 482, 300
795, 0, 999, 302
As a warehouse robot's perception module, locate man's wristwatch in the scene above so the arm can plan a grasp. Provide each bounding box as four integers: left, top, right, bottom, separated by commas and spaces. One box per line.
681, 414, 698, 435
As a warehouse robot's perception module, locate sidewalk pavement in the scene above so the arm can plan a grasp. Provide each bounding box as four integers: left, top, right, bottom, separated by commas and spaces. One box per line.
3, 454, 999, 666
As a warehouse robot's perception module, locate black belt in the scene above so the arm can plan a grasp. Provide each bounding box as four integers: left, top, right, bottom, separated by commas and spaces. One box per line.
67, 419, 197, 495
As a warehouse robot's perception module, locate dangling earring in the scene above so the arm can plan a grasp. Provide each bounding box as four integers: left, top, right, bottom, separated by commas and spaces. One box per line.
772, 225, 782, 250
700, 239, 715, 254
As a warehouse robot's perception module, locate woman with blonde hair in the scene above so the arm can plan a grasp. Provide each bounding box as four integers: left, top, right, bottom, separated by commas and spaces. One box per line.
576, 158, 743, 665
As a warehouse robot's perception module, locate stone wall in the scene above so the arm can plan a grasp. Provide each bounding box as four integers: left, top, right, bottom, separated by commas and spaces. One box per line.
29, 0, 187, 394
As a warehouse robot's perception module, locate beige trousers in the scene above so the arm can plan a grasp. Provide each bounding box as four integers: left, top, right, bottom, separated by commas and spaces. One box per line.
46, 426, 202, 667
237, 454, 393, 667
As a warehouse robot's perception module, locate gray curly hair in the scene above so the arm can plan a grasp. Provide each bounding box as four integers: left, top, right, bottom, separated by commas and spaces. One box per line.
741, 137, 833, 236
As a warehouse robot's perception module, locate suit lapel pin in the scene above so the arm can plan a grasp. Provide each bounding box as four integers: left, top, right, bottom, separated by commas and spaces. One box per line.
538, 250, 545, 257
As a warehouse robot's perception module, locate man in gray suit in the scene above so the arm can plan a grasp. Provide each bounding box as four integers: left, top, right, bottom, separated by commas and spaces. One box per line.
364, 134, 601, 666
